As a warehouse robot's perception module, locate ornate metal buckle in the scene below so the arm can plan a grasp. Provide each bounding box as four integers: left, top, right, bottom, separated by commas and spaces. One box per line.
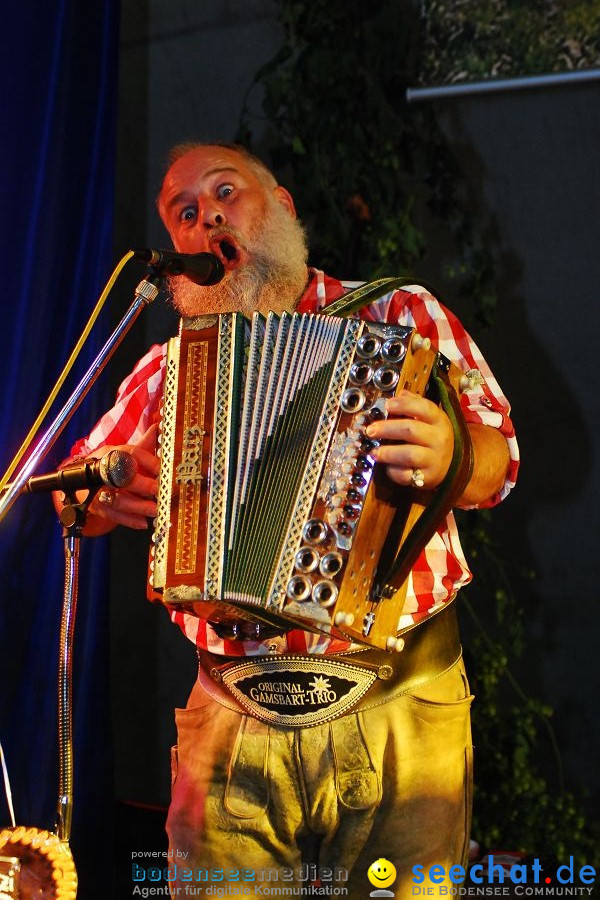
216, 655, 378, 727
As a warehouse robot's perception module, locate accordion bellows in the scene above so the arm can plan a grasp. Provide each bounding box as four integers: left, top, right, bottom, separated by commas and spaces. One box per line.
150, 311, 467, 651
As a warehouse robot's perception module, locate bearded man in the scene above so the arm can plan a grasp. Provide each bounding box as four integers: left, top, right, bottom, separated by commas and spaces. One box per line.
64, 143, 518, 897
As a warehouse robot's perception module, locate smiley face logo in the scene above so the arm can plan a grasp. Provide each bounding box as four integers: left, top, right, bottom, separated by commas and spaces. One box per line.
367, 858, 397, 889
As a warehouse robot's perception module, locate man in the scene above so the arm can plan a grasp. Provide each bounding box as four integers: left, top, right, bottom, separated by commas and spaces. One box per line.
65, 143, 518, 897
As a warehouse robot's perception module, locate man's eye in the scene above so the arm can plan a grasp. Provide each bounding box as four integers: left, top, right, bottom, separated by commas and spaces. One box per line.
179, 206, 197, 222
216, 184, 234, 200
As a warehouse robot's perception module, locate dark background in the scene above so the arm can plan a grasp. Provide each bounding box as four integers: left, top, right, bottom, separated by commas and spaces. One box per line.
1, 2, 598, 896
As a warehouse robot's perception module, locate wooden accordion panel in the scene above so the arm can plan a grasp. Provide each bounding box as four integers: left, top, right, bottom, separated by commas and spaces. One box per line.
150, 311, 467, 651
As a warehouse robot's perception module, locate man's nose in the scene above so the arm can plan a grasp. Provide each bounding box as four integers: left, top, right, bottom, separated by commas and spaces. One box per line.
198, 197, 226, 228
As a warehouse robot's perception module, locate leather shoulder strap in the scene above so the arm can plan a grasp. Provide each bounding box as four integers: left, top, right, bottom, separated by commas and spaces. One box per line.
322, 276, 428, 318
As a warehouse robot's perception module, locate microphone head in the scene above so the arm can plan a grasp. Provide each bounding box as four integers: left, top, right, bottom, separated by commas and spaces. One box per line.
132, 248, 225, 285
100, 450, 138, 488
173, 252, 225, 286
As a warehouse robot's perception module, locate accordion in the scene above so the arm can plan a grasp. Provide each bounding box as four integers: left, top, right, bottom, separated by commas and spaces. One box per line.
150, 309, 472, 651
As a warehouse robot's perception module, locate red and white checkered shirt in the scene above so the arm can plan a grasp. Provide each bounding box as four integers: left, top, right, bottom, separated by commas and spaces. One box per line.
72, 269, 518, 656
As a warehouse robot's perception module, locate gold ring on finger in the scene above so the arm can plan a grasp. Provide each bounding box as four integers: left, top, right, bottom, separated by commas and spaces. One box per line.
410, 468, 425, 489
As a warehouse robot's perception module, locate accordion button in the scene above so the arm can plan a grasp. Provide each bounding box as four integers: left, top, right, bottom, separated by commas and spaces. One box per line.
320, 551, 343, 577
287, 575, 312, 602
356, 334, 381, 358
302, 518, 329, 545
382, 338, 407, 362
326, 509, 342, 526
349, 362, 373, 385
386, 636, 406, 653
361, 438, 379, 453
312, 579, 338, 608
373, 366, 399, 392
294, 547, 319, 573
341, 387, 366, 413
334, 611, 355, 627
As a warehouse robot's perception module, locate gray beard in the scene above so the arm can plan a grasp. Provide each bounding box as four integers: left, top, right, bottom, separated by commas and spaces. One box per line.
168, 200, 309, 319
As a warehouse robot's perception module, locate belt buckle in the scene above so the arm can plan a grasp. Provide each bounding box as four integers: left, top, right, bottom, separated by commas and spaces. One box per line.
216, 655, 378, 727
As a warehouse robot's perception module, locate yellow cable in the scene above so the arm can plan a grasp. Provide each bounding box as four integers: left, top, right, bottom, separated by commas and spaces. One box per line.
0, 250, 135, 492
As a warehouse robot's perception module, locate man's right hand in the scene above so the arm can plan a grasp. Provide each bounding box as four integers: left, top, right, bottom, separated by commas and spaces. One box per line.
53, 425, 160, 536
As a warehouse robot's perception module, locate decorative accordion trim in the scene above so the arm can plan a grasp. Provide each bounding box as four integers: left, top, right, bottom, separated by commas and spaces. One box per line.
205, 313, 236, 598
151, 338, 180, 590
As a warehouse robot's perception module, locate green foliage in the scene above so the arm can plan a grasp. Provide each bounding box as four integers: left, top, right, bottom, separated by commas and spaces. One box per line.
239, 0, 499, 328
420, 0, 600, 86
239, 0, 426, 279
240, 0, 599, 864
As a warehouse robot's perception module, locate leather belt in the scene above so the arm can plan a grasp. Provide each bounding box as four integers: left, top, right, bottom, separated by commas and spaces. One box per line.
197, 600, 461, 727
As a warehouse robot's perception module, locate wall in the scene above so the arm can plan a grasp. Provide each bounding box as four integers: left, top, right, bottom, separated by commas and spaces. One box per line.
108, 1, 600, 818
430, 80, 600, 810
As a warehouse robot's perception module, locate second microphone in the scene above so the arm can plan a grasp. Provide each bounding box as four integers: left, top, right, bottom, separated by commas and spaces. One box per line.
25, 450, 138, 494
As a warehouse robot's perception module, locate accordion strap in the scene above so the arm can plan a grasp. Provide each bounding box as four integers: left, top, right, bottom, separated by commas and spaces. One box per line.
321, 275, 434, 318
378, 360, 474, 599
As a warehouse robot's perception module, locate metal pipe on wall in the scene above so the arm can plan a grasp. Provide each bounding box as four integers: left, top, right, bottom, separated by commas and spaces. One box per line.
406, 67, 600, 102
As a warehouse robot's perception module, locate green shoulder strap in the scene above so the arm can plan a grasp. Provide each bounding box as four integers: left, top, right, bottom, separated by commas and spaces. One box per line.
322, 276, 427, 317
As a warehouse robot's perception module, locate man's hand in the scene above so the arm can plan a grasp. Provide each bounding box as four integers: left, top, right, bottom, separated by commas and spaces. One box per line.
365, 390, 510, 507
365, 391, 454, 491
53, 425, 160, 536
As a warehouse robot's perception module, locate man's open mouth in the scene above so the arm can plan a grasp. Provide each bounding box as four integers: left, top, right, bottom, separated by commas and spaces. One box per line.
209, 234, 243, 270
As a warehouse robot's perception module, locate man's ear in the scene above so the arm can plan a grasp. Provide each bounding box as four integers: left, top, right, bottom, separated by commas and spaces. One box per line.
273, 185, 297, 218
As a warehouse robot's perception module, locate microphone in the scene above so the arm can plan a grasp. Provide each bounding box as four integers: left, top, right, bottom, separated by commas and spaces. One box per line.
25, 450, 137, 494
133, 248, 225, 285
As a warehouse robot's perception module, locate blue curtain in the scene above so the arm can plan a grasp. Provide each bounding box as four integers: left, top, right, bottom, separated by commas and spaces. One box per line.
0, 2, 120, 894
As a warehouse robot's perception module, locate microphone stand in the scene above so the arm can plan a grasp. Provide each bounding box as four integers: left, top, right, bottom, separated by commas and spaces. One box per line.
0, 269, 164, 853
0, 272, 162, 524
55, 490, 95, 842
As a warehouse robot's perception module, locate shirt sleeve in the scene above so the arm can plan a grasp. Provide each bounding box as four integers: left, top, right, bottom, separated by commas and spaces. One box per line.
69, 343, 167, 457
361, 286, 519, 508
